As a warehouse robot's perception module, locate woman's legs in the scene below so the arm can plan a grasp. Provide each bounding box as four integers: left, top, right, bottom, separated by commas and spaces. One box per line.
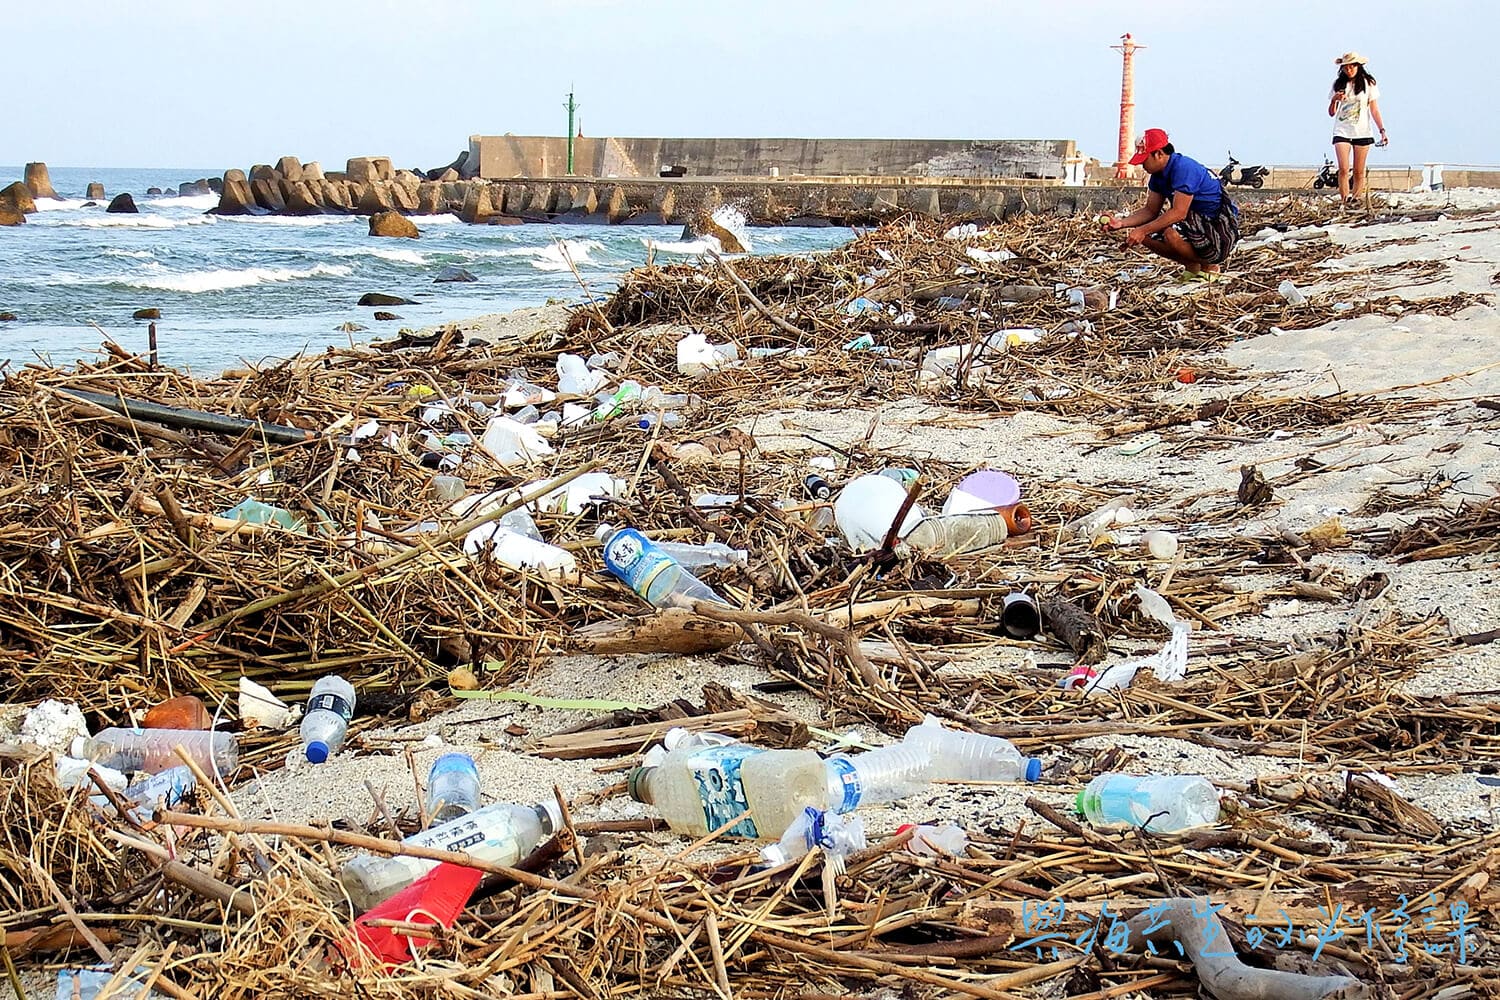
1351, 143, 1372, 201
1334, 141, 1353, 201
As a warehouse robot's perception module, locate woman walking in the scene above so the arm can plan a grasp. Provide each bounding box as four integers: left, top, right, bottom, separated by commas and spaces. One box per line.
1328, 51, 1388, 207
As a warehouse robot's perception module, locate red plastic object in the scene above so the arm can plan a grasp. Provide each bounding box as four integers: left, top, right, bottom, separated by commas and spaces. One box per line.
1176, 368, 1197, 384
348, 862, 482, 967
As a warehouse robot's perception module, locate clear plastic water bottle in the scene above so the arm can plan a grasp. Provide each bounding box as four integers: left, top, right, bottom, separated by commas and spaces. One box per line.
628, 744, 828, 840
902, 715, 1042, 782
300, 676, 356, 764
901, 513, 1009, 555
427, 753, 481, 823
824, 744, 933, 813
90, 765, 196, 823
339, 800, 561, 911
760, 807, 867, 867
1076, 774, 1219, 833
637, 412, 683, 429
600, 527, 726, 609
71, 729, 238, 776
652, 540, 748, 571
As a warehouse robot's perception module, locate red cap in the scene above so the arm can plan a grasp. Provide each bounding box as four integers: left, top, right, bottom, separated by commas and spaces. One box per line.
1129, 128, 1170, 166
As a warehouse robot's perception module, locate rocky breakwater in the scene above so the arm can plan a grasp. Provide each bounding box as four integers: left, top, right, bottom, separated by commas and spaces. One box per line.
210, 155, 469, 218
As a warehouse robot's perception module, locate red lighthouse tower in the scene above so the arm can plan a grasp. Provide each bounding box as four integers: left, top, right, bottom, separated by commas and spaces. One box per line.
1112, 33, 1145, 180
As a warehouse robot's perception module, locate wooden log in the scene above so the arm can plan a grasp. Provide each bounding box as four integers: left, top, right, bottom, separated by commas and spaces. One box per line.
1039, 593, 1106, 664
572, 608, 742, 655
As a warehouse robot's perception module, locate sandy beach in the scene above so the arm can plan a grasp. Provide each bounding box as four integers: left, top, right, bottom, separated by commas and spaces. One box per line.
8, 190, 1500, 998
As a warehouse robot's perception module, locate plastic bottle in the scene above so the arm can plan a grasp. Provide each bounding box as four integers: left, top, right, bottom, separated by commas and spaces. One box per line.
431, 475, 466, 503
902, 715, 1042, 782
833, 474, 925, 553
640, 387, 691, 410
555, 353, 604, 395
300, 676, 356, 764
1076, 774, 1220, 833
427, 753, 482, 823
878, 467, 920, 487
901, 513, 1009, 555
824, 744, 933, 813
1277, 280, 1308, 306
463, 524, 577, 578
637, 412, 683, 429
594, 380, 642, 420
90, 765, 196, 823
71, 729, 239, 776
760, 808, 867, 867
339, 800, 561, 911
600, 527, 726, 609
653, 540, 748, 571
804, 475, 832, 500
629, 744, 830, 840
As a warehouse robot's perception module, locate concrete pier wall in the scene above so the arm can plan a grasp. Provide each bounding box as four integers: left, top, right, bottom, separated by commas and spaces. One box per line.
468, 135, 1078, 181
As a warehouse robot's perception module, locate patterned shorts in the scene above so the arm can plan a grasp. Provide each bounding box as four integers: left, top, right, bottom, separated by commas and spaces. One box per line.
1171, 201, 1241, 265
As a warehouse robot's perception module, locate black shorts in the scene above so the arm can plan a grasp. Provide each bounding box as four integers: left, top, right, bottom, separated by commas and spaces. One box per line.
1333, 136, 1375, 147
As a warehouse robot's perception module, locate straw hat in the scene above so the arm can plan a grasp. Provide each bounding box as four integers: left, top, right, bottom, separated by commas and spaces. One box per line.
1335, 51, 1368, 66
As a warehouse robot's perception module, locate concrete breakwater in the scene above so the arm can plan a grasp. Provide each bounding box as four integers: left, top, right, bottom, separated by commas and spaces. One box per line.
214, 154, 1291, 227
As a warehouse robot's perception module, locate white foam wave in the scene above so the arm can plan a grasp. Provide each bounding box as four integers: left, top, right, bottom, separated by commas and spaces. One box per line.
481, 239, 607, 271
418, 213, 463, 225
125, 263, 353, 292
31, 198, 94, 212
711, 203, 753, 253
217, 214, 349, 227
148, 192, 220, 211
321, 246, 429, 265
642, 236, 721, 255
68, 214, 216, 230
103, 248, 156, 259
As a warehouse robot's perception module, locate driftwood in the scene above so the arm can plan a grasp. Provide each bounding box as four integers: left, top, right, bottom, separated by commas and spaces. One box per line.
1039, 593, 1106, 664
572, 607, 743, 654
1126, 897, 1368, 1000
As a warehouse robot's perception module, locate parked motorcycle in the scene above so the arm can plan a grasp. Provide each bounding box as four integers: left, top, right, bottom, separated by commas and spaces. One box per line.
1312, 156, 1341, 190
1219, 153, 1269, 189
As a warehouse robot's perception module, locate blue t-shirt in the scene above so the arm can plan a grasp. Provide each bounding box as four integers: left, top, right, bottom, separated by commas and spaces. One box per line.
1148, 153, 1233, 217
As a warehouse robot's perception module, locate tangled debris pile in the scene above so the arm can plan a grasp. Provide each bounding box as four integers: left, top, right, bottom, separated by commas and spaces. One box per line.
2, 205, 1498, 1000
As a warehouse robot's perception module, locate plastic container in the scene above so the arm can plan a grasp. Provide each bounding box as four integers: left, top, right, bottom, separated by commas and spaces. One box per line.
427, 753, 482, 823
804, 475, 832, 500
637, 412, 683, 429
300, 676, 356, 764
1000, 592, 1042, 639
677, 333, 739, 377
902, 714, 1041, 782
654, 540, 748, 571
556, 353, 605, 395
431, 475, 466, 503
463, 524, 577, 579
1143, 530, 1179, 560
72, 728, 238, 776
900, 823, 970, 856
902, 513, 1009, 555
1076, 774, 1220, 833
824, 744, 933, 813
833, 474, 925, 553
1277, 280, 1308, 306
222, 498, 303, 532
91, 764, 196, 823
339, 800, 561, 911
480, 415, 554, 465
600, 527, 725, 609
629, 744, 829, 840
942, 470, 1022, 514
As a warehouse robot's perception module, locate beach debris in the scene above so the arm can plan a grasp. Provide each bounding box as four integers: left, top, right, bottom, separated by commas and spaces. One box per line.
1237, 464, 1274, 506
238, 676, 294, 729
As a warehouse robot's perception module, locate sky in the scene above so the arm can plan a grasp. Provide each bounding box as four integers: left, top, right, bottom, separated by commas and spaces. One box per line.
2, 0, 1493, 172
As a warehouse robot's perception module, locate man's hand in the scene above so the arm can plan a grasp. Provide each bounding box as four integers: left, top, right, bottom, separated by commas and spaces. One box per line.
1125, 227, 1149, 247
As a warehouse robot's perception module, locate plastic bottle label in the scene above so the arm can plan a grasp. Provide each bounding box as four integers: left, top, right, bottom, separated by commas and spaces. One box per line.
686, 745, 761, 838
827, 757, 863, 813
307, 693, 352, 721
602, 529, 678, 602
412, 810, 520, 858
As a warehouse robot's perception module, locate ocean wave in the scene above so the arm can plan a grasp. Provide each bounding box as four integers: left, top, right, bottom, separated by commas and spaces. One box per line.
318, 246, 429, 265
217, 214, 351, 227
158, 193, 220, 211
642, 237, 720, 255
124, 263, 353, 292
59, 214, 216, 230
103, 248, 156, 259
475, 239, 608, 271
30, 198, 95, 212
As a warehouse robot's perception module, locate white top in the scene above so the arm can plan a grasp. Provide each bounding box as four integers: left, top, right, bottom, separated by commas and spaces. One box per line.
1330, 82, 1380, 139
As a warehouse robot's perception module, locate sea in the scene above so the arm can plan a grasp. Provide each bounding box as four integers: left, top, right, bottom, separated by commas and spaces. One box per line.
0, 166, 855, 377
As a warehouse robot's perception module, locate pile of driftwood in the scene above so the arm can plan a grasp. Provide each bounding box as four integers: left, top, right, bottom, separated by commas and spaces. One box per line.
2, 204, 1497, 999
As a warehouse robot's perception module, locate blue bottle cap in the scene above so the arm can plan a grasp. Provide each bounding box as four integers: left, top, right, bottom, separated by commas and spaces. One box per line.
1025, 758, 1043, 782
306, 740, 330, 764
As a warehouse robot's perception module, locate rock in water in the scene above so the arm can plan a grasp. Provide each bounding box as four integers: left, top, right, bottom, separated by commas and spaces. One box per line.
133, 308, 161, 320
0, 182, 37, 216
681, 197, 746, 253
372, 311, 402, 321
85, 182, 105, 200
358, 292, 413, 307
146, 187, 163, 196
107, 193, 139, 214
0, 312, 17, 321
0, 208, 25, 227
369, 210, 419, 239
434, 265, 478, 283
23, 162, 58, 200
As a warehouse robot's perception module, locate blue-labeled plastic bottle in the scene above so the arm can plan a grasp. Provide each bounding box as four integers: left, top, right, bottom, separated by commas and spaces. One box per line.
600, 527, 726, 609
427, 752, 481, 822
300, 675, 356, 764
1076, 774, 1219, 833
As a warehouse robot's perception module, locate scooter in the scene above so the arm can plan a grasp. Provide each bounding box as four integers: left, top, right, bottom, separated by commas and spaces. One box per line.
1312, 156, 1341, 190
1219, 153, 1269, 188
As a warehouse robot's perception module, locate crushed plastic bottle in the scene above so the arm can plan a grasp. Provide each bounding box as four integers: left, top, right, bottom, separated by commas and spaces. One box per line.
463, 525, 578, 578
1076, 774, 1219, 833
339, 800, 561, 911
427, 753, 481, 823
654, 540, 748, 571
902, 715, 1041, 782
760, 807, 866, 867
899, 823, 970, 856
72, 728, 238, 776
629, 743, 829, 839
600, 527, 726, 608
594, 380, 643, 420
556, 353, 605, 395
300, 676, 356, 764
901, 513, 1009, 555
90, 765, 196, 823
